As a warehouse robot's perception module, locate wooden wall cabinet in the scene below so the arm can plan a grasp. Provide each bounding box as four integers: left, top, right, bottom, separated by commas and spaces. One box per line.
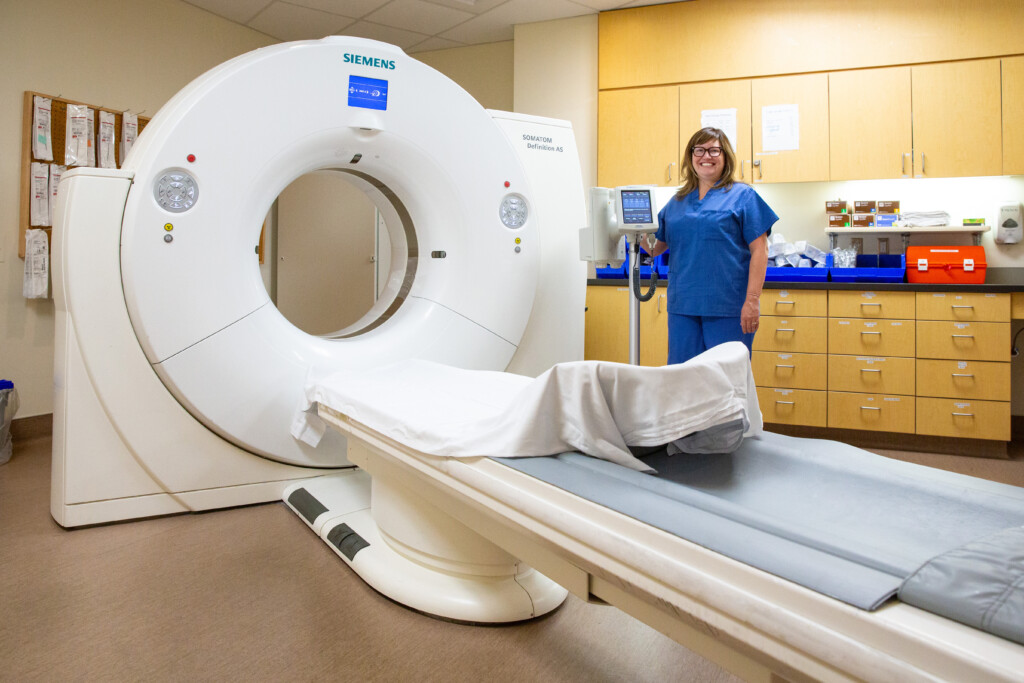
1004, 55, 1024, 175
829, 67, 913, 181
910, 59, 1002, 179
678, 80, 752, 182
597, 86, 680, 188
750, 74, 830, 184
583, 286, 668, 367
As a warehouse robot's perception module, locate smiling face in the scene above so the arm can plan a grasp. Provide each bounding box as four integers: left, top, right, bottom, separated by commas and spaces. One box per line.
691, 141, 724, 187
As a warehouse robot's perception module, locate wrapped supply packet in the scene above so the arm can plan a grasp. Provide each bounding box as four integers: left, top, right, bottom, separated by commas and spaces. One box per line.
65, 104, 91, 166
32, 96, 54, 161
49, 165, 66, 221
98, 111, 116, 168
803, 242, 828, 263
86, 109, 96, 167
23, 229, 49, 299
121, 112, 138, 165
30, 162, 49, 226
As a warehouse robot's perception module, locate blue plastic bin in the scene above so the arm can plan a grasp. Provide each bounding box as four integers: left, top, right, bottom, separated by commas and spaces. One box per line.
829, 254, 906, 283
765, 253, 831, 282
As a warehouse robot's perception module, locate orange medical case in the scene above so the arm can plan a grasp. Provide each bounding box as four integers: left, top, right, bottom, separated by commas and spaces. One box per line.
906, 246, 987, 284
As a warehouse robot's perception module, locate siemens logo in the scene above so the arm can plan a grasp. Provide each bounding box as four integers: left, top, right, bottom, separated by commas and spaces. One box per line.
344, 53, 396, 70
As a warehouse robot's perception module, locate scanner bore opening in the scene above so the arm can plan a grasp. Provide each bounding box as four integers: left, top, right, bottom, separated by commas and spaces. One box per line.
264, 168, 416, 339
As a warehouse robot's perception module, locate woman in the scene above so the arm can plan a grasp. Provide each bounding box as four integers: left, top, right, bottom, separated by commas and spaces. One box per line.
647, 127, 778, 365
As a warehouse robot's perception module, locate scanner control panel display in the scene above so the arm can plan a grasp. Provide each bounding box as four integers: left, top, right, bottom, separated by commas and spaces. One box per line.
621, 189, 654, 225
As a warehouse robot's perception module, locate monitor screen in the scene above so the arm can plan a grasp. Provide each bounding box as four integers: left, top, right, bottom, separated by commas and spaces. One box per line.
620, 189, 654, 225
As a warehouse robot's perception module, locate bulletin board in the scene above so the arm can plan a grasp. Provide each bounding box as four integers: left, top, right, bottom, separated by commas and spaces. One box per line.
18, 91, 150, 258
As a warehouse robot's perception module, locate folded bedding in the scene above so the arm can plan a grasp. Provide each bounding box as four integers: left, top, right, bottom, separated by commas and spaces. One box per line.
292, 341, 760, 472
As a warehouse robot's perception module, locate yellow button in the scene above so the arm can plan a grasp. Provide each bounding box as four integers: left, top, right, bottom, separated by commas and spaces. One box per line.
164, 223, 173, 231
514, 237, 521, 244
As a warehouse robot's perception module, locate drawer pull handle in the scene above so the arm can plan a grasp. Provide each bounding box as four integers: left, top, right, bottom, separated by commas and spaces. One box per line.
860, 302, 882, 306
860, 406, 881, 411
775, 401, 795, 405
951, 305, 974, 309
860, 368, 881, 373
951, 334, 975, 339
952, 412, 975, 417
775, 328, 795, 333
951, 373, 975, 378
775, 300, 795, 305
775, 364, 795, 369
860, 331, 882, 335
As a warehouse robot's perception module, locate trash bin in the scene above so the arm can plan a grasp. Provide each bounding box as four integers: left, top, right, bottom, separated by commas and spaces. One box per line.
0, 380, 18, 465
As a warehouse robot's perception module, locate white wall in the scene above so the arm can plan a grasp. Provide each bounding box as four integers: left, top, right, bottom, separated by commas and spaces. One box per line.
0, 0, 276, 417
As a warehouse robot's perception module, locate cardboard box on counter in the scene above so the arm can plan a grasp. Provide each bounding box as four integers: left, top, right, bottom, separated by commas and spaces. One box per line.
828, 213, 851, 227
854, 200, 877, 214
878, 200, 900, 213
852, 213, 876, 227
826, 200, 849, 214
876, 213, 899, 227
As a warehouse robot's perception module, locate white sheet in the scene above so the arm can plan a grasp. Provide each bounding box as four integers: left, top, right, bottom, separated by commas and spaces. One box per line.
292, 341, 762, 472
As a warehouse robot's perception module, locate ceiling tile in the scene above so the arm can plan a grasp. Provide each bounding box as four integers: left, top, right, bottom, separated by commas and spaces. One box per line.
366, 0, 474, 34
248, 1, 356, 41
407, 35, 466, 52
287, 0, 391, 18
440, 0, 587, 44
420, 0, 510, 14
183, 0, 276, 24
336, 20, 432, 49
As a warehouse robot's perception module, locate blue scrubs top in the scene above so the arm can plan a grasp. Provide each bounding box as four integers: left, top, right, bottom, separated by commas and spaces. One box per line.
655, 183, 778, 317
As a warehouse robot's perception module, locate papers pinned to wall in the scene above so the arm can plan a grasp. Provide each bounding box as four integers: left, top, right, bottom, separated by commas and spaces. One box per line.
29, 162, 49, 227
32, 96, 54, 161
23, 229, 50, 299
761, 103, 800, 152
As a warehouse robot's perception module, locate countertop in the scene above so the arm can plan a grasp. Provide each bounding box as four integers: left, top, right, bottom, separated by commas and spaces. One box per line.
588, 268, 1024, 293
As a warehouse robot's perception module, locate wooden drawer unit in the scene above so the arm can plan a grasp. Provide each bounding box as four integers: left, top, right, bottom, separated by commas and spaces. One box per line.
762, 289, 827, 317
916, 359, 1011, 401
752, 352, 827, 390
753, 316, 827, 353
828, 355, 915, 395
828, 290, 916, 319
828, 391, 915, 433
829, 319, 915, 357
915, 321, 1010, 361
757, 387, 826, 427
916, 397, 1011, 441
916, 292, 1009, 322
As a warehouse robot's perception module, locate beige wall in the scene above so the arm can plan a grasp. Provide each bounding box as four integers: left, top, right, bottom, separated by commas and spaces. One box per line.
414, 41, 514, 111
1, 0, 276, 417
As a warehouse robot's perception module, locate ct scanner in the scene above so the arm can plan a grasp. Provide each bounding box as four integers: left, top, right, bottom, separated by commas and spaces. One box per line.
52, 36, 1024, 682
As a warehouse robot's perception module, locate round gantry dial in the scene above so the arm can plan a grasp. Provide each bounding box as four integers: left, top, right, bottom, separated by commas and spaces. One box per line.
154, 170, 199, 213
499, 193, 528, 229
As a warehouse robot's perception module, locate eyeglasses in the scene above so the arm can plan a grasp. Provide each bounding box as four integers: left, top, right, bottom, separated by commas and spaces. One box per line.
692, 146, 723, 158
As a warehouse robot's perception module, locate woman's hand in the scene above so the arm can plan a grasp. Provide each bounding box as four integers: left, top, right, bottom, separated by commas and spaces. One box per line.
741, 295, 760, 334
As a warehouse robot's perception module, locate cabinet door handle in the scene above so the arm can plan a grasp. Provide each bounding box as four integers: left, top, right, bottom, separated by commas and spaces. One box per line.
775, 300, 795, 306
775, 400, 795, 405
951, 334, 975, 339
753, 159, 762, 179
920, 152, 926, 175
860, 368, 882, 373
860, 406, 881, 411
952, 412, 975, 417
860, 331, 882, 335
951, 373, 975, 378
775, 328, 795, 333
860, 302, 881, 307
951, 305, 974, 309
667, 162, 676, 184
901, 152, 906, 175
740, 160, 747, 180
657, 294, 665, 313
775, 364, 795, 369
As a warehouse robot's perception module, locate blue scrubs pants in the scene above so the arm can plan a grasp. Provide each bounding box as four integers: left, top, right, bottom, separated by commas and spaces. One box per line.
667, 313, 755, 365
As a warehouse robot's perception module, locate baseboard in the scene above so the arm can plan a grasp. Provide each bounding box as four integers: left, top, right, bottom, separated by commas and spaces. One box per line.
766, 424, 1010, 459
11, 413, 53, 441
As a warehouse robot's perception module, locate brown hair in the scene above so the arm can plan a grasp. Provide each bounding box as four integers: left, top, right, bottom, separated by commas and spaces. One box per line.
675, 127, 738, 200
